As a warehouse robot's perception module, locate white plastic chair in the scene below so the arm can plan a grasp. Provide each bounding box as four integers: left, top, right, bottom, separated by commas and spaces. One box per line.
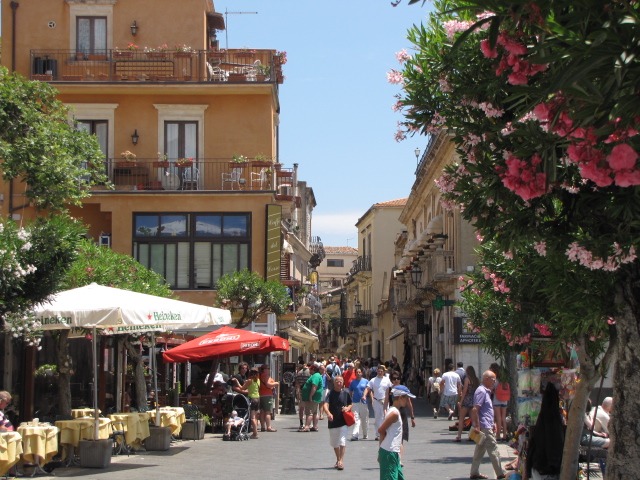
250, 168, 268, 190
182, 166, 199, 190
244, 60, 261, 82
222, 167, 243, 190
207, 61, 227, 82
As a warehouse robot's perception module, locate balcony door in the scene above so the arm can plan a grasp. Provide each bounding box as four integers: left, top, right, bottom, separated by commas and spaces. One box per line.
77, 17, 107, 54
165, 122, 197, 162
76, 120, 108, 175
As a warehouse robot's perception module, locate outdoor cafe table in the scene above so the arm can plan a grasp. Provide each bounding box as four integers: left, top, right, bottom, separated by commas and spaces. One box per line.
55, 417, 112, 447
55, 417, 112, 464
0, 431, 23, 477
108, 412, 150, 450
17, 423, 59, 474
148, 407, 186, 436
71, 408, 100, 419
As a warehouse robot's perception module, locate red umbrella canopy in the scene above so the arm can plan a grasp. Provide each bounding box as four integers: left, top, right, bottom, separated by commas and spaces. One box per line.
162, 325, 290, 363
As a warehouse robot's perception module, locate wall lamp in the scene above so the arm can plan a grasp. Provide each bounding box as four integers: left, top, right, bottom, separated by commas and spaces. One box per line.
130, 20, 138, 36
410, 264, 423, 288
131, 129, 139, 145
414, 147, 421, 166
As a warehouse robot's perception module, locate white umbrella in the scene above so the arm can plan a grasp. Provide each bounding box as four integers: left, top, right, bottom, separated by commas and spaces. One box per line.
33, 283, 232, 437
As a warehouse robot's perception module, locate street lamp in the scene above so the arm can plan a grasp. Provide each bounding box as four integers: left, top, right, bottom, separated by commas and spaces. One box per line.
411, 264, 423, 288
414, 147, 421, 166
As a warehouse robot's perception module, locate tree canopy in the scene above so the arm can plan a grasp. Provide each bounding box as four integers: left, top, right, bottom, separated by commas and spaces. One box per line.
393, 1, 639, 478
214, 269, 292, 329
0, 67, 107, 211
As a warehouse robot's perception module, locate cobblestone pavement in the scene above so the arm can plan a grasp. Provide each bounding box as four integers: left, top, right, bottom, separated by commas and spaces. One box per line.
29, 399, 515, 480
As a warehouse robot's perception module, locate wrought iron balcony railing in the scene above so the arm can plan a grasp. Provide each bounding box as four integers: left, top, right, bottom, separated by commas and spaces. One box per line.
349, 255, 372, 276
29, 49, 283, 84
87, 157, 295, 194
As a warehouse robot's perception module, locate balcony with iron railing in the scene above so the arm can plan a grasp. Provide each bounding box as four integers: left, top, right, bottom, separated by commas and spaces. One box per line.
352, 311, 373, 329
29, 49, 284, 84
87, 157, 296, 194
349, 255, 372, 276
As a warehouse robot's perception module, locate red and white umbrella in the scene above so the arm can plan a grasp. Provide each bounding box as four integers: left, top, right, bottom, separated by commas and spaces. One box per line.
162, 325, 290, 363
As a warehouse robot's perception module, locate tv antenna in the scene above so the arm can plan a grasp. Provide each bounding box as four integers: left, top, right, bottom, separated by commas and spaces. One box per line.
224, 9, 258, 50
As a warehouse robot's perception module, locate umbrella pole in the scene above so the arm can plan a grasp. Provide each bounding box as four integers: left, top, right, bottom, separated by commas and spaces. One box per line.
92, 327, 99, 440
152, 333, 160, 426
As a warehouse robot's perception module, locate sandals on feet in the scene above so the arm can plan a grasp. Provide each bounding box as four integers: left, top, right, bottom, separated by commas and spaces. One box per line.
310, 427, 318, 432
298, 427, 309, 432
336, 463, 344, 470
453, 437, 461, 442
266, 428, 277, 432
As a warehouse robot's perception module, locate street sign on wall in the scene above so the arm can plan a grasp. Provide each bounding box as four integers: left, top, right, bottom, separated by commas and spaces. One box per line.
265, 204, 282, 281
453, 316, 481, 344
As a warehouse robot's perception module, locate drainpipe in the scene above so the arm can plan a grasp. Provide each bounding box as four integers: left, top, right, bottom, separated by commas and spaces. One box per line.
292, 163, 299, 233
8, 2, 19, 215
11, 2, 19, 72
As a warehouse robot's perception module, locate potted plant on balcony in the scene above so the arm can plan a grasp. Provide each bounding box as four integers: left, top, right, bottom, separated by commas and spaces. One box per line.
113, 43, 138, 58
175, 44, 195, 57
153, 152, 170, 168
230, 154, 248, 165
175, 157, 194, 167
119, 150, 137, 167
255, 64, 270, 82
251, 153, 274, 167
274, 50, 287, 65
145, 44, 169, 59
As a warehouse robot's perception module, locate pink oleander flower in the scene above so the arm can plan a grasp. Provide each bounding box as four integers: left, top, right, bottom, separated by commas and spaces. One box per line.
534, 323, 553, 336
480, 39, 498, 58
499, 153, 547, 201
607, 143, 638, 171
534, 241, 547, 256
443, 19, 474, 40
395, 49, 411, 63
386, 69, 404, 84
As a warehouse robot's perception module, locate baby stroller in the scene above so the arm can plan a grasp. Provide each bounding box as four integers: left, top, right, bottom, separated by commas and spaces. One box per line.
222, 393, 250, 441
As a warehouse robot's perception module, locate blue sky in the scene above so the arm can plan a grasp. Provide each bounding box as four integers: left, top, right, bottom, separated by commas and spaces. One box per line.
215, 0, 434, 247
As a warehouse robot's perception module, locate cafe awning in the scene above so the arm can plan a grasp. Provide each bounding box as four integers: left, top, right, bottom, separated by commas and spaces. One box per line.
284, 322, 318, 348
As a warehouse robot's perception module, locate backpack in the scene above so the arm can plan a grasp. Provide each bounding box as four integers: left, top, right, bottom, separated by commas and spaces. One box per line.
431, 377, 441, 394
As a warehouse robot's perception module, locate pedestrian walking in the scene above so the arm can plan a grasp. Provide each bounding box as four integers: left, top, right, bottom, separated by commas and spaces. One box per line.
389, 372, 415, 466
378, 385, 415, 480
323, 376, 352, 471
364, 365, 392, 441
348, 367, 370, 440
427, 368, 442, 418
469, 370, 505, 480
439, 363, 462, 421
299, 363, 323, 432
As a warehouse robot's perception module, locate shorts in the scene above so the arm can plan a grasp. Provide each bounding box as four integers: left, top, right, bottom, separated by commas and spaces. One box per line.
259, 396, 274, 412
439, 394, 458, 409
302, 400, 319, 416
493, 400, 508, 407
378, 448, 404, 480
329, 425, 347, 448
249, 398, 260, 411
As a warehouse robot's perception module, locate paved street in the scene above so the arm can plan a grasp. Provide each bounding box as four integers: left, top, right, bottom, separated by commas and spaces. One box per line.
35, 399, 515, 480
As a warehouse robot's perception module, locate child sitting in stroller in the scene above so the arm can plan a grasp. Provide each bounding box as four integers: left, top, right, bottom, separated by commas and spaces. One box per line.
224, 410, 245, 439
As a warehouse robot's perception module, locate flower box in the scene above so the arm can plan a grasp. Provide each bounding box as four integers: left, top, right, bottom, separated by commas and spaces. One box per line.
146, 52, 167, 59
252, 161, 274, 167
117, 161, 137, 167
152, 161, 170, 168
235, 51, 255, 58
228, 72, 246, 82
113, 51, 134, 58
175, 51, 194, 58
